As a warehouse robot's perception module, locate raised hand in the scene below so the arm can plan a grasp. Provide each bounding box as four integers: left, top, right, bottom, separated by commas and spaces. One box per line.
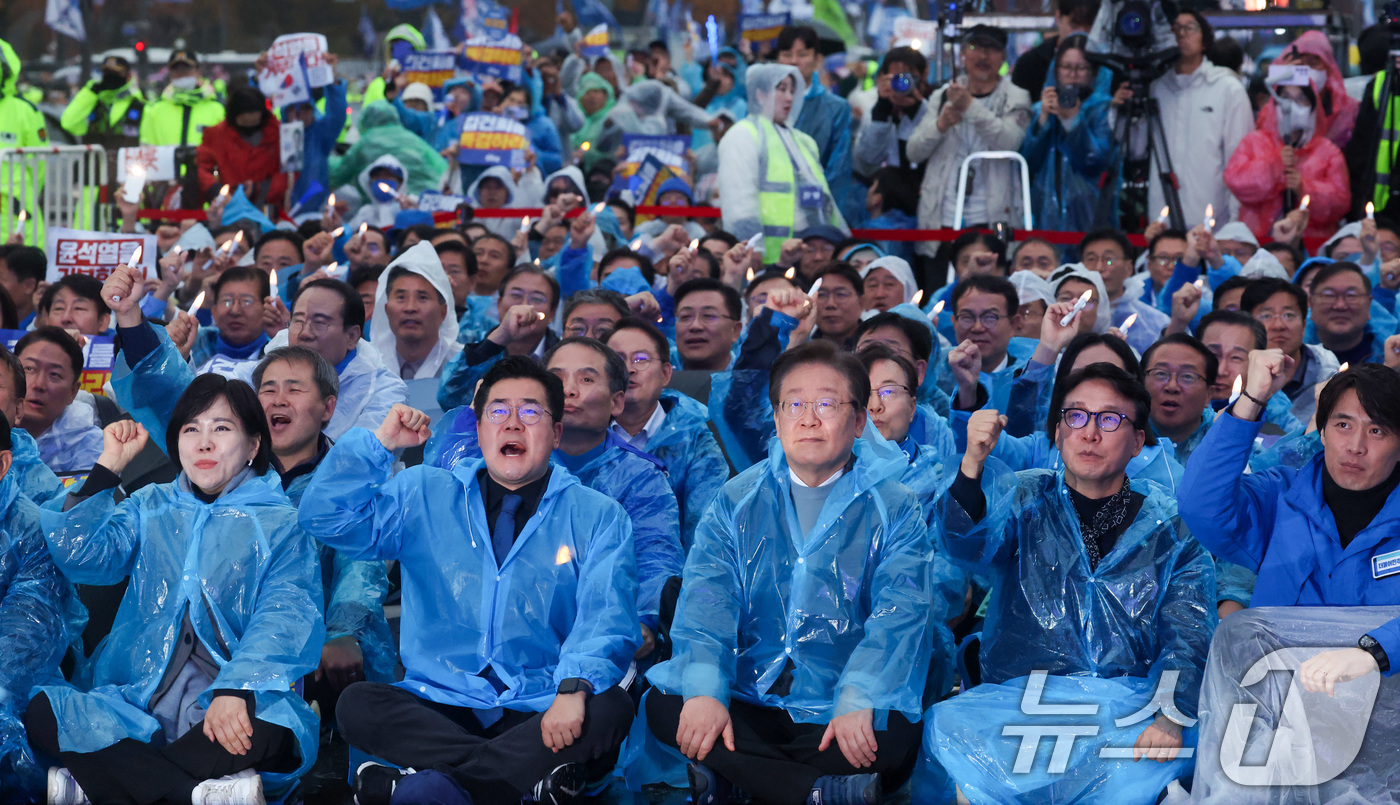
948, 339, 983, 408
488, 303, 548, 346
101, 264, 146, 327
97, 420, 149, 476
374, 404, 433, 451
962, 408, 1007, 479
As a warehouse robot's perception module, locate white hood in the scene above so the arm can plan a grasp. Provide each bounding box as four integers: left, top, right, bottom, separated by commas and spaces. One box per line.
860, 256, 918, 307
370, 240, 462, 379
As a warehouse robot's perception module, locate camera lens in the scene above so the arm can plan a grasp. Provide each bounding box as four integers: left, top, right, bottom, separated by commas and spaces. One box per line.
1119, 9, 1146, 37
891, 73, 913, 93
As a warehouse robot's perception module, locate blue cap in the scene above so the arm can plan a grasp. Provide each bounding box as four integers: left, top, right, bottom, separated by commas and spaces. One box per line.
796, 224, 845, 246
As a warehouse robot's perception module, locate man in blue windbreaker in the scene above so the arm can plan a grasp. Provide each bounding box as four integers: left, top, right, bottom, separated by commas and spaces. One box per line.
1180, 356, 1400, 802
646, 340, 937, 805
299, 357, 640, 804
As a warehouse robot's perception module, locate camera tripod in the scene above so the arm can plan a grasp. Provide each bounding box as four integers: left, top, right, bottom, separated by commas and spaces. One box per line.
1093, 68, 1186, 232
1361, 23, 1400, 215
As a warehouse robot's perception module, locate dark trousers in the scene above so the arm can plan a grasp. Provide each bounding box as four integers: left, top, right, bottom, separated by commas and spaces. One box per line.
646, 692, 920, 805
336, 681, 634, 801
24, 692, 297, 805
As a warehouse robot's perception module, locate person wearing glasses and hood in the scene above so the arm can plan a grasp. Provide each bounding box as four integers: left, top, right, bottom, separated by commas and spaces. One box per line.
916, 364, 1214, 804
1225, 70, 1350, 243
718, 63, 847, 266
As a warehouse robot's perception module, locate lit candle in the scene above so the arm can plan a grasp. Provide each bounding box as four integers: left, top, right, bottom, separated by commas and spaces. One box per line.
1156, 207, 1169, 224
808, 277, 823, 299
928, 299, 945, 323
358, 223, 368, 237
1340, 362, 1350, 373
784, 267, 795, 279
270, 268, 278, 292
689, 239, 699, 251
520, 216, 530, 232
332, 227, 345, 238
1121, 312, 1137, 333
189, 289, 205, 313
746, 268, 755, 283
327, 192, 335, 209
1228, 375, 1243, 406
581, 142, 591, 152
1367, 202, 1376, 221
326, 261, 339, 278
1204, 204, 1215, 233
1300, 194, 1310, 211
219, 184, 230, 198
1193, 278, 1205, 289
15, 210, 26, 228
1059, 289, 1092, 326
912, 289, 924, 307
122, 164, 147, 204
593, 203, 605, 214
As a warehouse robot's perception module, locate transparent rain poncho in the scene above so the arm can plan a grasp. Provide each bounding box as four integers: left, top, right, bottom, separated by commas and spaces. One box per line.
0, 469, 79, 797
297, 428, 641, 712
330, 101, 449, 198
10, 427, 64, 507
1185, 606, 1400, 805
915, 467, 1217, 802
35, 471, 325, 788
644, 389, 730, 553
423, 404, 682, 622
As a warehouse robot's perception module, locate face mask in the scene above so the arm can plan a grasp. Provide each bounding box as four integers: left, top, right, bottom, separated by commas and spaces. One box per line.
504, 106, 528, 121
391, 40, 415, 65
1276, 97, 1316, 146
170, 76, 198, 91
1308, 67, 1328, 90
370, 179, 400, 203
99, 70, 127, 91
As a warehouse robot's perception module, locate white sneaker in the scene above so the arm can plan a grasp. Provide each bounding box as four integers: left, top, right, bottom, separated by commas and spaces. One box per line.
47, 767, 89, 805
191, 768, 264, 805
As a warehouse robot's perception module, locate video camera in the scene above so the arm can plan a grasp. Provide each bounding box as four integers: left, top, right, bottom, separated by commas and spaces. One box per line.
1085, 0, 1181, 86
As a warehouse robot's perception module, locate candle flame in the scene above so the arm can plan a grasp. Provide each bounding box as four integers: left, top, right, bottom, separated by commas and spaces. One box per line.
520, 216, 530, 232
1301, 194, 1310, 210
689, 239, 699, 250
1340, 362, 1350, 373
128, 245, 143, 267
784, 267, 795, 279
1159, 206, 1169, 219
581, 142, 591, 152
555, 544, 573, 565
376, 182, 393, 194
327, 262, 338, 276
190, 290, 205, 312
1367, 202, 1375, 217
219, 184, 230, 197
1121, 313, 1137, 331
1194, 278, 1205, 289
932, 299, 945, 315
15, 209, 26, 226
912, 289, 924, 306
128, 164, 145, 179
332, 227, 345, 238
270, 268, 278, 289
327, 192, 335, 208
233, 231, 244, 245
1079, 289, 1092, 303
746, 267, 755, 282
593, 203, 605, 213
1204, 204, 1213, 221
358, 223, 368, 236
1230, 375, 1242, 399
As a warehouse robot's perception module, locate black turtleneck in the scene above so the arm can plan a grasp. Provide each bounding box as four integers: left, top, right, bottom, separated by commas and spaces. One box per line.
1322, 463, 1400, 549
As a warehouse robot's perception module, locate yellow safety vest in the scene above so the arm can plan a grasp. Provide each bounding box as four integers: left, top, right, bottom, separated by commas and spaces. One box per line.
733, 116, 830, 264
1373, 77, 1400, 213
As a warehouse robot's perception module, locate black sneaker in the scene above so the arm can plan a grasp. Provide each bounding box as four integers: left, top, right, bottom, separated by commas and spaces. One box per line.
354, 762, 414, 805
522, 762, 585, 804
807, 773, 881, 805
687, 762, 742, 805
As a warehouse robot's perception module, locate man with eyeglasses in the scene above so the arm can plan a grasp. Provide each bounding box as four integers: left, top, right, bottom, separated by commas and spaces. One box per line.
607, 317, 729, 551
1011, 238, 1059, 279
1126, 229, 1187, 313
1080, 229, 1170, 355
427, 337, 683, 664
1142, 334, 1219, 464
673, 279, 744, 372
301, 358, 641, 805
1241, 278, 1340, 425
1148, 10, 1251, 229
183, 266, 281, 369
924, 363, 1213, 801
947, 275, 1034, 414
1309, 262, 1386, 365
437, 265, 562, 411
646, 339, 935, 805
811, 264, 866, 348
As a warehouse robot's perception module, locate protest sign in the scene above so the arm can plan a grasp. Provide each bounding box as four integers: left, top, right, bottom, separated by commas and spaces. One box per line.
740, 13, 790, 53
0, 329, 115, 396
45, 228, 156, 283
890, 16, 937, 49
402, 51, 459, 100
116, 146, 177, 183
461, 33, 524, 82
418, 191, 469, 213
259, 33, 334, 108
582, 24, 610, 58
457, 113, 529, 169
280, 120, 305, 173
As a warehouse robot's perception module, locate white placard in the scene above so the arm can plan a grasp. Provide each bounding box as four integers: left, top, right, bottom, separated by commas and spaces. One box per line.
116, 146, 177, 183
259, 33, 334, 108
280, 120, 305, 173
45, 228, 157, 283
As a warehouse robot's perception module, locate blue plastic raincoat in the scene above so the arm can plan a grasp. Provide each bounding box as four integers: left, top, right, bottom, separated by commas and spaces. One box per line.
34, 399, 104, 474
110, 325, 397, 683
298, 428, 640, 711
424, 405, 682, 621
1179, 412, 1400, 674
644, 390, 730, 552
916, 468, 1216, 803
0, 469, 76, 797
11, 428, 63, 506
1021, 84, 1115, 232
647, 435, 942, 724
35, 471, 324, 787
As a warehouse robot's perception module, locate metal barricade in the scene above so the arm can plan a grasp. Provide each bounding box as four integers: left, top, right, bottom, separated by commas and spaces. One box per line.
0, 145, 110, 242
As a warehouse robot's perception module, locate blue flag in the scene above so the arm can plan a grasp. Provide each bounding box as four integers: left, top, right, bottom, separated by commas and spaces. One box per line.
571, 0, 619, 31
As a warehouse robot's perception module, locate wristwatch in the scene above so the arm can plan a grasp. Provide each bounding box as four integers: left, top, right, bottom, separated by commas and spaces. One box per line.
1359, 634, 1391, 674
557, 678, 594, 696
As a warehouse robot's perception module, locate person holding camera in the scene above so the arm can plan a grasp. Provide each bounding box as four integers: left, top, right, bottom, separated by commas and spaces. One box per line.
1021, 34, 1116, 232
853, 46, 932, 198
906, 25, 1032, 261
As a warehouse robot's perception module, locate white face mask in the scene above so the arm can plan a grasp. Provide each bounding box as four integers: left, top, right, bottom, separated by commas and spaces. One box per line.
1307, 67, 1328, 90
1276, 97, 1316, 147
170, 76, 198, 90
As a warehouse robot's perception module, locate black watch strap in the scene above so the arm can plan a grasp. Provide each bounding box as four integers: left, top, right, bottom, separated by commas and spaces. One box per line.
1359, 634, 1391, 673
557, 678, 594, 696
